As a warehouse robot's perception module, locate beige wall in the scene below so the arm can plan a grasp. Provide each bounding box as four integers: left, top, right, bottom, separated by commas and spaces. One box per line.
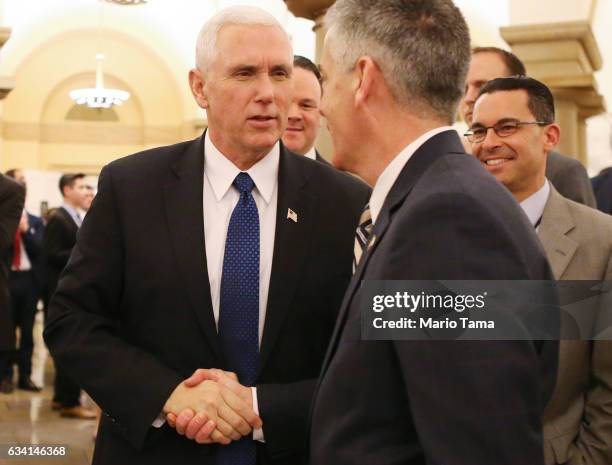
0, 28, 195, 173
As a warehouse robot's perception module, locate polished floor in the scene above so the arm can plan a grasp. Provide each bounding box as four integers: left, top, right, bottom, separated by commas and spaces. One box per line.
0, 312, 96, 465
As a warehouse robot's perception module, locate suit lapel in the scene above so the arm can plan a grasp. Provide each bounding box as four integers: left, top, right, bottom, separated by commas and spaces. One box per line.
319, 130, 466, 376
258, 146, 316, 376
163, 134, 222, 361
537, 186, 577, 280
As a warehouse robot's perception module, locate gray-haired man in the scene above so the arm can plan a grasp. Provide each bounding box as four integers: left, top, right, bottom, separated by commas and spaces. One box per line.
44, 6, 369, 465
309, 1, 558, 464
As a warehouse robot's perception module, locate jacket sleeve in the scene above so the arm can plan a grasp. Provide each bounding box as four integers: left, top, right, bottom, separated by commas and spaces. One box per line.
43, 165, 183, 451
0, 176, 25, 251
569, 254, 612, 465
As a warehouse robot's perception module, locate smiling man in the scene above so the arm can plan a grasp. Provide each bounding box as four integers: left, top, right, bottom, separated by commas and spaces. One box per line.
281, 56, 326, 162
461, 47, 596, 207
44, 6, 369, 465
469, 76, 612, 465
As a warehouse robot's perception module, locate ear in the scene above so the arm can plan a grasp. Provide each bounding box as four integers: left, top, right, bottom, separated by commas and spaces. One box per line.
543, 123, 560, 152
354, 56, 377, 108
188, 68, 209, 109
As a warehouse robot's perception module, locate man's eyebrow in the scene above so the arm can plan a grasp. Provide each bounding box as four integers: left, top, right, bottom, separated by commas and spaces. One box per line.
270, 63, 291, 73
228, 64, 257, 74
470, 117, 520, 128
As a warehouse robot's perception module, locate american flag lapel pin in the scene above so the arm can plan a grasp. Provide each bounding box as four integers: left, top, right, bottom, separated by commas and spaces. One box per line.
287, 208, 298, 223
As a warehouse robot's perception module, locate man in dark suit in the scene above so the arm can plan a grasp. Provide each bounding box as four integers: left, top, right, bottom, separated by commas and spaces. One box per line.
43, 172, 96, 419
461, 46, 596, 207
0, 174, 25, 394
3, 169, 44, 392
44, 6, 368, 465
281, 55, 328, 163
310, 1, 558, 464
591, 167, 612, 214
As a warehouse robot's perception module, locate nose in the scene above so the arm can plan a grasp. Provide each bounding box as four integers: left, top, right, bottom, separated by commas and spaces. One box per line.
480, 126, 503, 154
464, 84, 479, 107
287, 101, 301, 122
255, 74, 274, 105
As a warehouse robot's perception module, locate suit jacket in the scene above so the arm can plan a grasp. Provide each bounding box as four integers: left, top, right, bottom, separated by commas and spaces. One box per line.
43, 135, 370, 465
591, 168, 612, 215
310, 130, 559, 465
10, 213, 45, 289
538, 186, 612, 465
42, 207, 78, 301
546, 152, 596, 208
0, 175, 25, 351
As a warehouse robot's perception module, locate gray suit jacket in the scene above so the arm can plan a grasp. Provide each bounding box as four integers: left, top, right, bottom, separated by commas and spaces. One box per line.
546, 152, 596, 208
538, 186, 612, 465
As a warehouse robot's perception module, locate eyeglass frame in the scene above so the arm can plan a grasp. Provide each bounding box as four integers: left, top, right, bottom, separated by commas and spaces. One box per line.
464, 119, 552, 143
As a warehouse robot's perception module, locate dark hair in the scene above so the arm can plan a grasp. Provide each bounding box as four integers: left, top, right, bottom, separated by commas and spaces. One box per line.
293, 55, 322, 88
5, 169, 18, 179
59, 173, 86, 197
478, 76, 555, 122
472, 46, 526, 77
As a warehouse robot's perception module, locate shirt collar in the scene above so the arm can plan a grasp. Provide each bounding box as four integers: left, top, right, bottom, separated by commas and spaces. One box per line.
369, 126, 454, 224
304, 146, 317, 160
204, 131, 279, 204
519, 179, 550, 228
61, 202, 81, 223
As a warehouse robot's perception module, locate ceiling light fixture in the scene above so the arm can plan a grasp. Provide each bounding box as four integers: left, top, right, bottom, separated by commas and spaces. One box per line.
69, 53, 130, 109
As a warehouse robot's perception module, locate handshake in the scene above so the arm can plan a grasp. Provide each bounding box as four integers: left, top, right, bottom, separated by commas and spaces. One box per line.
163, 369, 262, 444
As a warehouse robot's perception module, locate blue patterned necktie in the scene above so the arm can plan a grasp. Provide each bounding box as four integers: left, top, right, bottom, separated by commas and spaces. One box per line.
218, 172, 259, 465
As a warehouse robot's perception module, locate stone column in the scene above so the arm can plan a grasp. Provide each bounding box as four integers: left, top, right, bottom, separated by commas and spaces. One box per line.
501, 0, 605, 164
285, 0, 335, 161
0, 27, 13, 100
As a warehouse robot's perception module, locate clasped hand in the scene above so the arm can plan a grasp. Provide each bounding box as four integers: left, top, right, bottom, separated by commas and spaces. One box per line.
163, 369, 262, 444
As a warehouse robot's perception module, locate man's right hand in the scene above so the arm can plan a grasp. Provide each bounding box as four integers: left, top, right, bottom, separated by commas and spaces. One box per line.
163, 379, 261, 444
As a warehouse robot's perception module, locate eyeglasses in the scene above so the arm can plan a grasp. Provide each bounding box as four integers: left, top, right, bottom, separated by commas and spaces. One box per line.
464, 120, 551, 143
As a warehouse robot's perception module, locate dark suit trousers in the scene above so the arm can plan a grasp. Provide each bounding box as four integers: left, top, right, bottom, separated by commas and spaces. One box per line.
53, 362, 81, 407
6, 271, 39, 381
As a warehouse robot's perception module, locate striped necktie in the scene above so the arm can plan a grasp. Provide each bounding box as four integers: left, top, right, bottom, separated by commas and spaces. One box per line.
353, 203, 373, 273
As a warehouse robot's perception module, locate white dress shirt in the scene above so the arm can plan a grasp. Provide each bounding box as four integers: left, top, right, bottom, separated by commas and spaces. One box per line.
369, 126, 455, 224
12, 211, 32, 272
519, 179, 550, 232
61, 202, 82, 227
303, 146, 317, 160
153, 132, 278, 438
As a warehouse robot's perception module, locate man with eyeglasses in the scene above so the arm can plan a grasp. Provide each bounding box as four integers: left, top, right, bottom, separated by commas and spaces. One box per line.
468, 75, 612, 465
461, 47, 596, 207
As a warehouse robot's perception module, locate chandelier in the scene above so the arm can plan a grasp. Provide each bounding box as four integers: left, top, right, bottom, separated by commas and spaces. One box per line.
69, 53, 130, 109
104, 0, 148, 4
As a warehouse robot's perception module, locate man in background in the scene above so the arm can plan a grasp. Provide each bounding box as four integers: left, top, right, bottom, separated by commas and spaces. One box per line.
82, 184, 95, 213
0, 174, 25, 394
281, 55, 327, 162
469, 76, 612, 465
43, 173, 95, 419
3, 169, 44, 392
461, 46, 596, 207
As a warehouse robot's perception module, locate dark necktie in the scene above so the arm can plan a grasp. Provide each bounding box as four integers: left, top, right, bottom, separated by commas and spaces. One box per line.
218, 172, 259, 465
353, 203, 373, 273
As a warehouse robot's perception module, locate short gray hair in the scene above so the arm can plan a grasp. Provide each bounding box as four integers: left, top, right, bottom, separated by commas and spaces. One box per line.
324, 0, 471, 123
195, 6, 288, 71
